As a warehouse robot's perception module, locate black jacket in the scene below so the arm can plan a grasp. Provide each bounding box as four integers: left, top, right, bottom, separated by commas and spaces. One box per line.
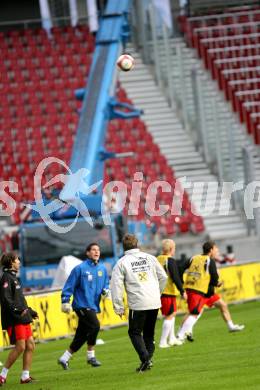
0, 269, 37, 330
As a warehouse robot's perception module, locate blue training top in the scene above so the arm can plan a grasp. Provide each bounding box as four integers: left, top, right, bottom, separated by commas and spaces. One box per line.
61, 258, 109, 313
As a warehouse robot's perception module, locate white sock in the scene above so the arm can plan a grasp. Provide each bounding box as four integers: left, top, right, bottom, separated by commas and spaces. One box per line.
169, 317, 176, 342
59, 350, 72, 363
177, 316, 197, 339
160, 319, 173, 345
227, 320, 234, 330
189, 312, 201, 333
87, 350, 95, 360
1, 367, 9, 379
197, 312, 203, 321
21, 370, 30, 381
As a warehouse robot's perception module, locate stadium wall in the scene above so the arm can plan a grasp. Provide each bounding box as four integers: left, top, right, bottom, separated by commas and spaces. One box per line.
0, 261, 260, 348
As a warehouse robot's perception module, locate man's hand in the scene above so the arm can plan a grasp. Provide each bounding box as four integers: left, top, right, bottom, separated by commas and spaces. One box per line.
115, 308, 125, 319
21, 309, 28, 317
29, 308, 39, 319
182, 291, 187, 300
217, 281, 223, 288
102, 288, 111, 299
61, 303, 72, 314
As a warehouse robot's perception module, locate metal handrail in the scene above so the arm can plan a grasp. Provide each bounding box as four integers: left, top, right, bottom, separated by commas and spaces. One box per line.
214, 54, 260, 64
235, 88, 260, 96
242, 101, 260, 107
194, 20, 260, 33
201, 31, 260, 43
208, 43, 260, 53
229, 77, 260, 85
222, 65, 260, 74
188, 7, 260, 23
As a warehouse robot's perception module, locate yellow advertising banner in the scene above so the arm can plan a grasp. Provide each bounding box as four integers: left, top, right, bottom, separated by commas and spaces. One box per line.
175, 261, 260, 311
217, 262, 260, 302
0, 290, 127, 349
1, 262, 260, 348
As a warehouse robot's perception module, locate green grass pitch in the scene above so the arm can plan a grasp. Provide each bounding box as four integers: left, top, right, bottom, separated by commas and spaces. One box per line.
1, 301, 260, 390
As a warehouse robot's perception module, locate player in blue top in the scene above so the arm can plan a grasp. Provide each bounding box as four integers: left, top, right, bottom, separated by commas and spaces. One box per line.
58, 243, 109, 370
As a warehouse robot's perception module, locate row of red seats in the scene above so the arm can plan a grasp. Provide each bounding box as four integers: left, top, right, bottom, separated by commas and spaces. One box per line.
183, 8, 260, 26
1, 61, 90, 75
192, 23, 260, 52
220, 65, 260, 93
1, 25, 90, 38
0, 79, 84, 96
205, 44, 260, 73
180, 8, 260, 43
199, 32, 260, 59
0, 33, 93, 45
0, 44, 94, 59
183, 16, 260, 145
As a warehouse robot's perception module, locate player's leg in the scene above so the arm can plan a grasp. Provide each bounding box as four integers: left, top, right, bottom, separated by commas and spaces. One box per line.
58, 312, 88, 369
185, 310, 204, 342
85, 310, 101, 367
0, 324, 29, 384
168, 297, 182, 346
20, 334, 35, 384
128, 309, 150, 370
177, 291, 205, 341
159, 313, 175, 347
143, 308, 159, 361
159, 296, 175, 348
214, 298, 245, 332
0, 339, 25, 384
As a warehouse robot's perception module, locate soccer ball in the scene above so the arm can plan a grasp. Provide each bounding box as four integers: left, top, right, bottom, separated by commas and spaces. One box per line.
116, 54, 134, 71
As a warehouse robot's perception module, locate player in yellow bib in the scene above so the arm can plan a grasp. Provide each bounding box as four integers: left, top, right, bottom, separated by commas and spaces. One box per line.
177, 241, 220, 341
157, 239, 187, 348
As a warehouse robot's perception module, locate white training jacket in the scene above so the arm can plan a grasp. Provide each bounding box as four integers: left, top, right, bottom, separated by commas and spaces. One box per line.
111, 248, 167, 313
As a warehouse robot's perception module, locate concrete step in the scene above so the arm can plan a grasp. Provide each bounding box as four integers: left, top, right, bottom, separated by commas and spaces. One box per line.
204, 215, 244, 226
183, 175, 217, 182
169, 162, 206, 170
149, 126, 184, 133
132, 96, 167, 104
142, 107, 176, 115
176, 169, 211, 177
160, 145, 196, 154
142, 109, 176, 117
144, 117, 181, 125
169, 155, 204, 164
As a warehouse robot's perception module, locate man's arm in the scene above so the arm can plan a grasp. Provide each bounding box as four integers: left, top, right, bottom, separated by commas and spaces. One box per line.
104, 267, 110, 290
153, 257, 167, 294
0, 275, 25, 314
167, 258, 185, 295
209, 259, 219, 287
110, 261, 125, 315
176, 257, 192, 283
101, 267, 111, 297
61, 266, 79, 304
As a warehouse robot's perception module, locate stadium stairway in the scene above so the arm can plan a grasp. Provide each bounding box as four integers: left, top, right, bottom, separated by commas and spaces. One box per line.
119, 48, 248, 239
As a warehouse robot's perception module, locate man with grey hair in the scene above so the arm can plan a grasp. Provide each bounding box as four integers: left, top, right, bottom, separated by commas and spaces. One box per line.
111, 234, 167, 373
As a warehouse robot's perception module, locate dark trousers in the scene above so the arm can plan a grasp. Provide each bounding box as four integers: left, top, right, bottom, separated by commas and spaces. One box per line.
70, 309, 100, 353
128, 309, 159, 363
